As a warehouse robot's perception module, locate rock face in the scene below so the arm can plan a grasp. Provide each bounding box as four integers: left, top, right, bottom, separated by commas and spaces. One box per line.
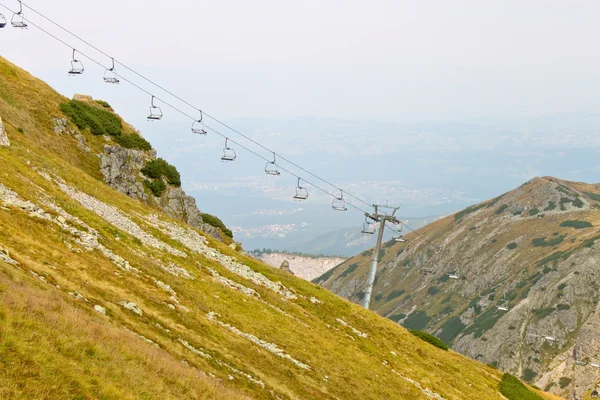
319, 176, 600, 399
256, 252, 346, 281
100, 145, 151, 201
0, 116, 9, 147
279, 260, 294, 275
99, 145, 221, 241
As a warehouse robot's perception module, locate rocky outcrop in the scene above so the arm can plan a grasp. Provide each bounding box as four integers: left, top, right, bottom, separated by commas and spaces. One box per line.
0, 116, 9, 147
99, 144, 221, 240
100, 145, 151, 201
279, 260, 294, 275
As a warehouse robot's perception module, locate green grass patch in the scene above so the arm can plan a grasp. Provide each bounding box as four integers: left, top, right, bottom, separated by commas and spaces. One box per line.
529, 208, 539, 216
438, 316, 466, 344
463, 308, 503, 338
533, 307, 555, 319
584, 191, 600, 201
388, 313, 406, 322
556, 303, 570, 310
537, 251, 565, 266
506, 242, 517, 250
96, 99, 112, 109
454, 202, 488, 221
427, 286, 439, 296
386, 289, 406, 301
544, 201, 556, 211
340, 263, 359, 278
402, 311, 431, 330
408, 330, 448, 351
558, 377, 572, 389
499, 373, 542, 400
495, 204, 509, 215
560, 220, 592, 229
531, 235, 565, 247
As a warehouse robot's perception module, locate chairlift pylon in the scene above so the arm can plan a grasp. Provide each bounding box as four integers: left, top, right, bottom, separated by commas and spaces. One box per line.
103, 58, 120, 84
147, 95, 163, 121
265, 153, 280, 176
293, 178, 308, 200
221, 138, 236, 162
332, 190, 347, 211
68, 49, 84, 75
0, 14, 7, 28
191, 110, 208, 135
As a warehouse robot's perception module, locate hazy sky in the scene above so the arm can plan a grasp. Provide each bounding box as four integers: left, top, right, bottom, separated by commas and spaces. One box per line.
3, 0, 600, 122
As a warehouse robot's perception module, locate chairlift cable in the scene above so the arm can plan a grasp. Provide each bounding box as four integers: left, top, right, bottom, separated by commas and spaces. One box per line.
3, 1, 476, 277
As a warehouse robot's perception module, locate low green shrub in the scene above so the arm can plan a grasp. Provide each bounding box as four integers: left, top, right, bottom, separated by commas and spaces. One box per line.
143, 179, 166, 197
495, 204, 509, 215
556, 303, 570, 310
408, 329, 448, 350
529, 208, 539, 216
96, 99, 112, 109
584, 191, 600, 201
427, 286, 439, 295
340, 263, 359, 278
200, 213, 233, 238
521, 369, 538, 384
558, 377, 572, 389
560, 220, 592, 229
506, 242, 517, 250
386, 289, 406, 301
114, 133, 152, 151
402, 311, 430, 330
141, 159, 181, 186
60, 99, 122, 136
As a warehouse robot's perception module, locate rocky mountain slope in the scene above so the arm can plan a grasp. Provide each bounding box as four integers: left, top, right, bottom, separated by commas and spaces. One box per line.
0, 56, 564, 399
251, 251, 346, 281
317, 176, 600, 399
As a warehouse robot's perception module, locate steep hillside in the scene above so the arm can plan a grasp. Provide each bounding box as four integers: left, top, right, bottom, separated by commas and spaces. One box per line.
251, 251, 346, 281
0, 56, 564, 399
318, 176, 600, 399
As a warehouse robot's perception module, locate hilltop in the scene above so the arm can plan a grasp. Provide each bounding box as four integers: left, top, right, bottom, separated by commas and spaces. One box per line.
0, 56, 563, 399
317, 176, 600, 399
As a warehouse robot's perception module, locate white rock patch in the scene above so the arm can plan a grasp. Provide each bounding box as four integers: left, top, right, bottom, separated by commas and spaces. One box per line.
207, 312, 310, 370
336, 318, 368, 338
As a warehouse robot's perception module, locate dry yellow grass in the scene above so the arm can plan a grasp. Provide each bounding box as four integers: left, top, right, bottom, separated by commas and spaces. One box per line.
0, 55, 563, 399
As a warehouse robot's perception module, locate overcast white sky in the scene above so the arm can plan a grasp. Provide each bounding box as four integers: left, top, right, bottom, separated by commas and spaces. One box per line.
2, 0, 600, 122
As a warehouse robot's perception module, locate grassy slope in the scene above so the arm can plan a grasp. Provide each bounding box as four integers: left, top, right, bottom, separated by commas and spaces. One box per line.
0, 56, 561, 399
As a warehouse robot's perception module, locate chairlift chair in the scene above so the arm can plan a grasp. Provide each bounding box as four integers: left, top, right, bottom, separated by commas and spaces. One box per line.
221, 138, 236, 162
103, 58, 120, 84
574, 360, 587, 366
591, 363, 600, 368
147, 96, 163, 121
293, 178, 308, 200
447, 269, 460, 280
394, 234, 406, 242
0, 14, 7, 28
265, 153, 280, 176
11, 1, 27, 28
332, 190, 347, 211
497, 292, 509, 311
361, 215, 375, 235
191, 110, 207, 135
68, 49, 84, 75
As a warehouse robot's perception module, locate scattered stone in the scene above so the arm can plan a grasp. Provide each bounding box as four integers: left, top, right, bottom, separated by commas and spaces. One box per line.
69, 291, 85, 301
229, 243, 237, 250
0, 116, 9, 147
207, 312, 310, 370
279, 260, 294, 275
94, 305, 106, 315
310, 297, 322, 304
119, 301, 143, 316
336, 318, 368, 338
208, 267, 260, 298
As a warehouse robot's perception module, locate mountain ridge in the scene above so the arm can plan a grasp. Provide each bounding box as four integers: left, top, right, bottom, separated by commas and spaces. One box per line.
318, 175, 600, 399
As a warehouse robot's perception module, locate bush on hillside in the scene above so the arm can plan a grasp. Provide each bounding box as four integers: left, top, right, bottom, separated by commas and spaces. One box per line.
200, 213, 233, 238
340, 263, 359, 278
96, 99, 112, 109
143, 179, 166, 197
560, 220, 592, 229
114, 133, 152, 151
506, 242, 517, 250
408, 329, 448, 351
499, 373, 543, 400
60, 99, 122, 136
141, 159, 181, 186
